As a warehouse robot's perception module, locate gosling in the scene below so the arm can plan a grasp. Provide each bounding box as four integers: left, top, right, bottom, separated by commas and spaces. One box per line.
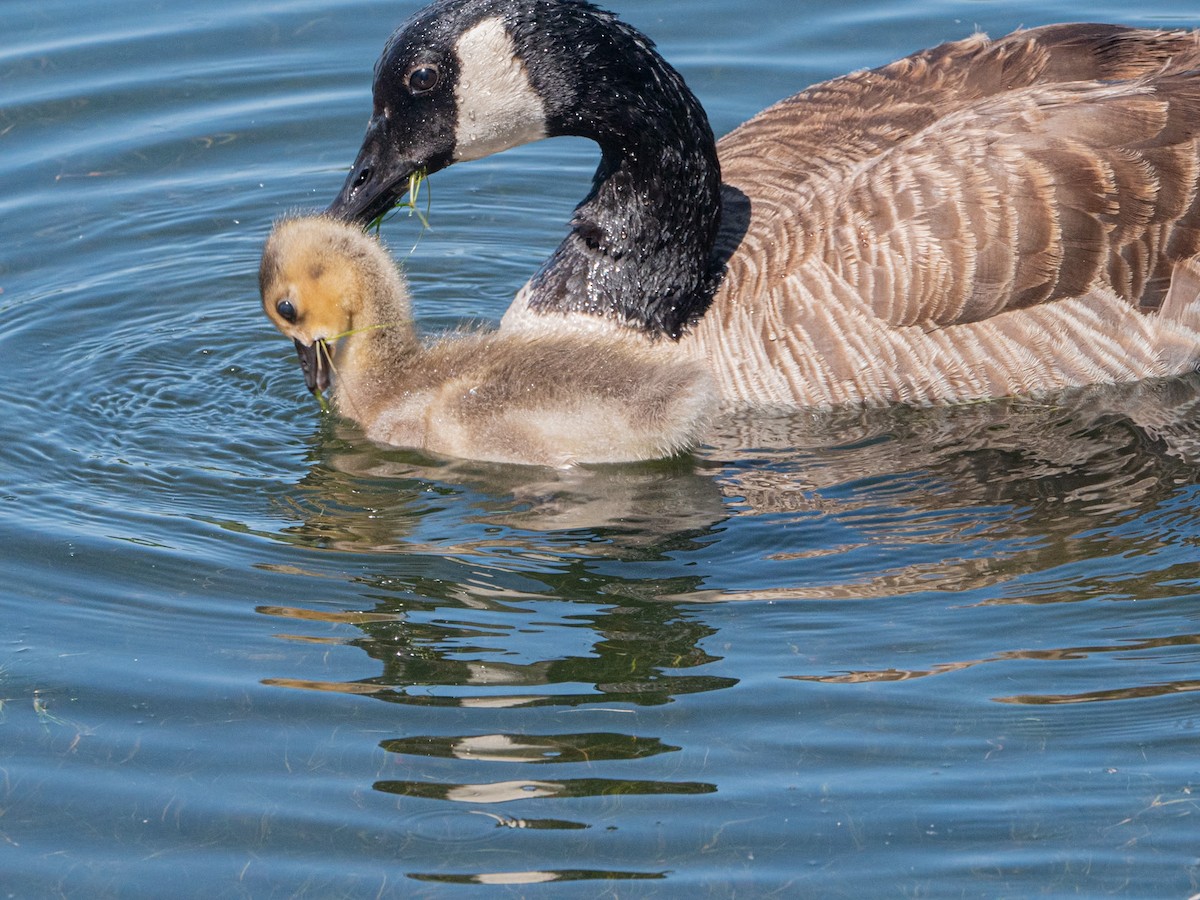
259, 216, 713, 467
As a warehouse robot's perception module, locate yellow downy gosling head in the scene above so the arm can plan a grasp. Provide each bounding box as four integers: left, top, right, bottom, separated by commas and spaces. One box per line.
259, 216, 714, 467
260, 215, 416, 402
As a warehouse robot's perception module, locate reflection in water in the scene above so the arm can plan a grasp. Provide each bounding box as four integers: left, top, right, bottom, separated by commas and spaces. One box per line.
259, 587, 738, 710
1000, 678, 1200, 705
267, 375, 1200, 572
693, 376, 1200, 603
408, 869, 668, 886
382, 732, 680, 763
257, 375, 1200, 886
271, 427, 729, 555
790, 632, 1200, 705
468, 812, 590, 830
376, 777, 716, 803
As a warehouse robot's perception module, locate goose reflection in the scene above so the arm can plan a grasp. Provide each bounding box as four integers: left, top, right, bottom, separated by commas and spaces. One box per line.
261, 568, 735, 709
262, 374, 1200, 608
260, 376, 1200, 716
270, 433, 728, 554
274, 374, 1200, 545
790, 631, 1200, 705
679, 375, 1200, 602
260, 564, 726, 855
253, 376, 1200, 888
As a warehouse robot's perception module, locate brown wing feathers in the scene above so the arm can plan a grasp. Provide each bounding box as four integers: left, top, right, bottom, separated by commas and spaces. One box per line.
721, 26, 1200, 333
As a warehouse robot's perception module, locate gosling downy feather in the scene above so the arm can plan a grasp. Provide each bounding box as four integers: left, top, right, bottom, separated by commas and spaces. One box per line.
327, 1, 1200, 406
259, 216, 712, 466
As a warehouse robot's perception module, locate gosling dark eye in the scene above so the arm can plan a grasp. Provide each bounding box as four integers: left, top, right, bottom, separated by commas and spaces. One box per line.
407, 65, 440, 94
276, 298, 298, 323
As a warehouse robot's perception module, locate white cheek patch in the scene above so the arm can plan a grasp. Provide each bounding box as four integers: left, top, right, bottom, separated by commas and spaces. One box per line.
453, 17, 548, 161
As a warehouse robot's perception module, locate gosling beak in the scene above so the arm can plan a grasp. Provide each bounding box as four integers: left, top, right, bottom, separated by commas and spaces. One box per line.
293, 338, 331, 395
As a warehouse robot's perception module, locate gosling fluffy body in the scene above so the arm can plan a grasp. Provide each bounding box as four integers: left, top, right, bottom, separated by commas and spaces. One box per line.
259, 216, 712, 466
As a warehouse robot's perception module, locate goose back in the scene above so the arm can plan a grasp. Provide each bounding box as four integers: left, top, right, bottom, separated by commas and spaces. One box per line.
698, 24, 1200, 405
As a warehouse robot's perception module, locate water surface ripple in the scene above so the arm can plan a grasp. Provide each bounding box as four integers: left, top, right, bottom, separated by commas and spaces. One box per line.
3, 0, 1200, 896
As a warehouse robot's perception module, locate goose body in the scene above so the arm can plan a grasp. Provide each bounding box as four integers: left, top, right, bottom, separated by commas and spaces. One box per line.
259, 216, 712, 466
327, 1, 1200, 407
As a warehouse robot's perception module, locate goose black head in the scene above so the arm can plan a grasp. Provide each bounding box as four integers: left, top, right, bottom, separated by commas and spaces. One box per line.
327, 0, 686, 224
328, 0, 552, 223
327, 0, 724, 339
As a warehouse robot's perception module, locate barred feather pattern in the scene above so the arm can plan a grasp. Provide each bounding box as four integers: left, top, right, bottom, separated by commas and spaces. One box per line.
685, 24, 1200, 405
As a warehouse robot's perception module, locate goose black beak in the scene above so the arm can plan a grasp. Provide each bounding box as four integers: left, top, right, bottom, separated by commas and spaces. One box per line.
326, 122, 419, 225
294, 338, 331, 395
327, 165, 409, 225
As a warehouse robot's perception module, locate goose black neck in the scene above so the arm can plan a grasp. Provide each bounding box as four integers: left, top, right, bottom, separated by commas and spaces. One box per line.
514, 2, 723, 338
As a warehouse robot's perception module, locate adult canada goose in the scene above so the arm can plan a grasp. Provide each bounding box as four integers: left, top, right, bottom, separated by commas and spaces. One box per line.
326, 0, 1200, 406
259, 216, 712, 466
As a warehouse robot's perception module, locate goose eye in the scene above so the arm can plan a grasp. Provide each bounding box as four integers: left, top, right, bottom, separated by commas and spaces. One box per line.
276, 298, 298, 323
407, 64, 440, 94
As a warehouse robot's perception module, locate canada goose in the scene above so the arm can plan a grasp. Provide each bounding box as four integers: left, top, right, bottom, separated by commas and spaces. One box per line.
326, 0, 1200, 406
259, 216, 712, 466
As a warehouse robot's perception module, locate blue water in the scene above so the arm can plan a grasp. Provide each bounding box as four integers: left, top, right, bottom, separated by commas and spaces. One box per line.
4, 0, 1200, 896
